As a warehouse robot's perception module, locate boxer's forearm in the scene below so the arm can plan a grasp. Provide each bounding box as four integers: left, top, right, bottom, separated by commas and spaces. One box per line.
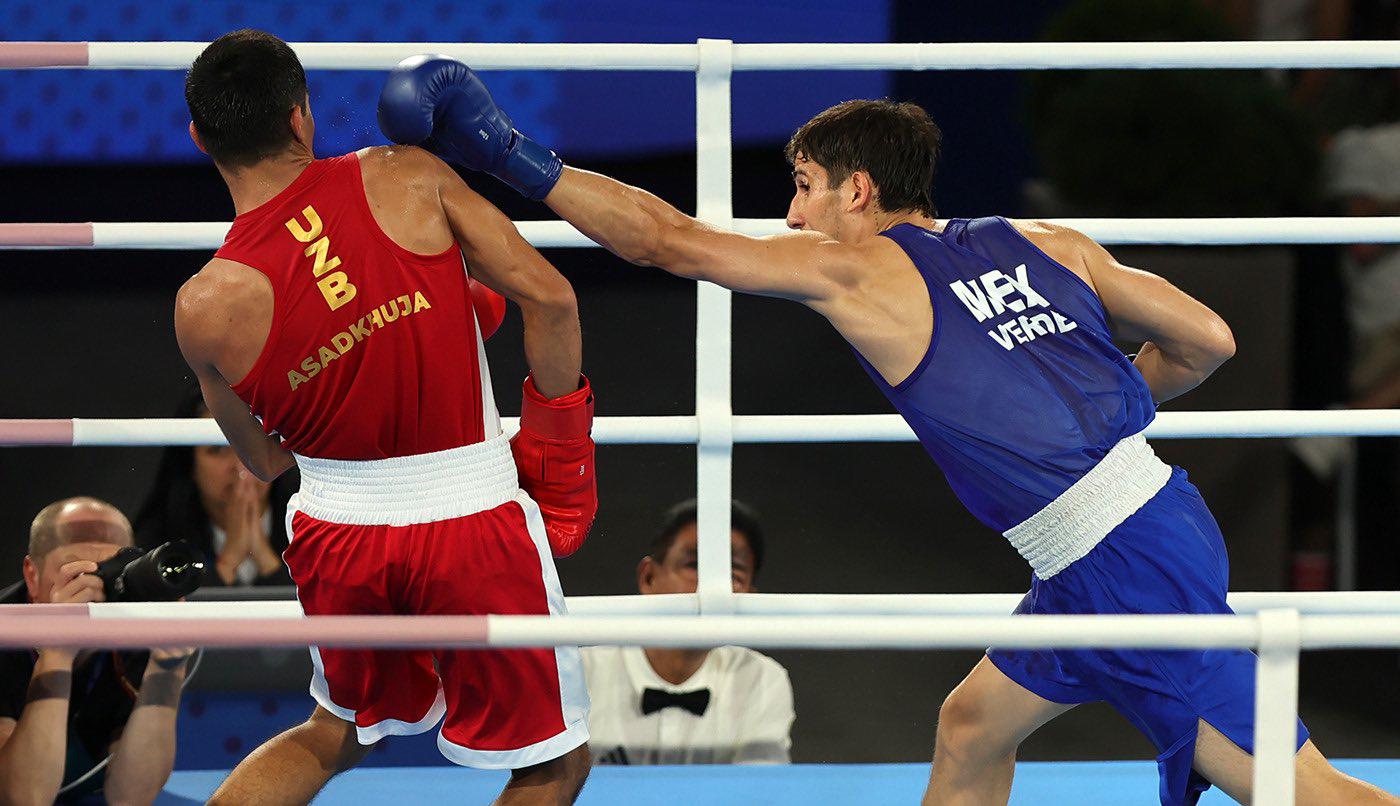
1133, 341, 1226, 404
520, 294, 583, 400
545, 167, 696, 269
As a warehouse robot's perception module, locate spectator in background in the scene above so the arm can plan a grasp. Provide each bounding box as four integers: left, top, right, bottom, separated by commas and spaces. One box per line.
1309, 119, 1400, 590
582, 500, 795, 765
1207, 0, 1400, 138
133, 385, 293, 587
0, 498, 190, 804
1326, 122, 1400, 409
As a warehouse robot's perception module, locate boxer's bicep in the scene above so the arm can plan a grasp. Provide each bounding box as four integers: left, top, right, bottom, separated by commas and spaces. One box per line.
195, 376, 294, 482
1082, 241, 1235, 364
1020, 220, 1232, 358
174, 274, 294, 482
439, 168, 574, 311
658, 225, 857, 304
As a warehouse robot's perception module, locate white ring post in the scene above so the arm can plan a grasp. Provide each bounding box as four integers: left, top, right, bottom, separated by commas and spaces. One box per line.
694, 39, 736, 614
1252, 608, 1302, 805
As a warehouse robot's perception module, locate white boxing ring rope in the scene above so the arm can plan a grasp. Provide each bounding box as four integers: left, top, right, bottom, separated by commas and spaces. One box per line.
5, 217, 1400, 250
6, 38, 1400, 804
6, 409, 1400, 446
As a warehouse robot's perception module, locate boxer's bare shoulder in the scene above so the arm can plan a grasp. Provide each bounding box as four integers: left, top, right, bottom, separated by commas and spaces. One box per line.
354, 145, 456, 255
174, 258, 273, 385
1006, 218, 1101, 294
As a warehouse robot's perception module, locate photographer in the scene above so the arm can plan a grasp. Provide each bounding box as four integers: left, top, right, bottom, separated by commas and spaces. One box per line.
0, 498, 191, 806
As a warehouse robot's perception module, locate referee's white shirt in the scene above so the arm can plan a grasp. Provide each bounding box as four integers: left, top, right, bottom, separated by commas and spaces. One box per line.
580, 645, 795, 765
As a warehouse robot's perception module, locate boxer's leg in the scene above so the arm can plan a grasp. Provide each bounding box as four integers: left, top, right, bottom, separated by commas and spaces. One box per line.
923, 656, 1076, 806
1193, 721, 1399, 805
421, 497, 591, 804
207, 706, 372, 806
496, 745, 592, 806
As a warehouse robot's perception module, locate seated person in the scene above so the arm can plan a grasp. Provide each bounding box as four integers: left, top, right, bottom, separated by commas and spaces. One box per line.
134, 385, 294, 587
0, 497, 191, 804
582, 500, 794, 765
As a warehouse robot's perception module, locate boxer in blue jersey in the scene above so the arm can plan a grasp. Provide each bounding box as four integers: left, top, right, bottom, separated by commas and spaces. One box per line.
379, 60, 1398, 805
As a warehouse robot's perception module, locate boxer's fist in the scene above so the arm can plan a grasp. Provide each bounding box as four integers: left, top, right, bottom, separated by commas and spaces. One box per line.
469, 277, 506, 339
378, 55, 562, 200
511, 375, 596, 557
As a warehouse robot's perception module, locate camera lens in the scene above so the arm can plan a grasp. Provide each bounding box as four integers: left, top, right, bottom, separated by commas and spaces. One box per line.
156, 545, 199, 585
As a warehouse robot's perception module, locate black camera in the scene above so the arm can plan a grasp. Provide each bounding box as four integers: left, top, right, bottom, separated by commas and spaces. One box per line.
90, 541, 206, 602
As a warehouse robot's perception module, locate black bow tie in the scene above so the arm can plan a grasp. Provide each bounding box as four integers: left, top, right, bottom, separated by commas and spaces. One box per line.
641, 687, 711, 717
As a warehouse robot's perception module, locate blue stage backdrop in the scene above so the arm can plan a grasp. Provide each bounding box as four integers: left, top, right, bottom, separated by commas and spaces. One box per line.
0, 0, 891, 163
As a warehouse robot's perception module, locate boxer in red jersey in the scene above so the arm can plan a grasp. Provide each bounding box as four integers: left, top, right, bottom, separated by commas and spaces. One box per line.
175, 31, 596, 805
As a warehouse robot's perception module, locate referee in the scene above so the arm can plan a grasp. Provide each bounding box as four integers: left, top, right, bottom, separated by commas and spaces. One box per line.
581, 500, 795, 765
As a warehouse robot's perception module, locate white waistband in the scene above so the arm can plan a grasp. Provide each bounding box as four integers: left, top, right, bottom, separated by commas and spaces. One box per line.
292, 433, 520, 526
1003, 432, 1173, 580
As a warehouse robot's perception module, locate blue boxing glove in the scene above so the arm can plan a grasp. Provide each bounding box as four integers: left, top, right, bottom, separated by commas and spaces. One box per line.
378, 55, 562, 200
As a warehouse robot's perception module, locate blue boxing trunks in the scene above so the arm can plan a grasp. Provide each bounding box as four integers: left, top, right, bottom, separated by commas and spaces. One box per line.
988, 449, 1308, 805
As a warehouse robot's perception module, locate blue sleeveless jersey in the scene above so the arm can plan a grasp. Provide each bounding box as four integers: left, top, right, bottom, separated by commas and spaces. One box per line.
854, 217, 1156, 532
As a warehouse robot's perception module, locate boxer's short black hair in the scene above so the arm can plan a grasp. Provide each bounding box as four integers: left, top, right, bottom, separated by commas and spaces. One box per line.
785, 99, 941, 217
185, 29, 308, 166
648, 499, 766, 578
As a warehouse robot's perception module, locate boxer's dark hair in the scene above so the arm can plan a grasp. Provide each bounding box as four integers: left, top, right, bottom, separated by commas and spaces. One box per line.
649, 499, 765, 578
185, 29, 308, 167
785, 99, 941, 216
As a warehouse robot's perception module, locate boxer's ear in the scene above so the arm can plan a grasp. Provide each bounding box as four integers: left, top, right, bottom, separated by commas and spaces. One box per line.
188, 122, 208, 155
289, 96, 314, 153
847, 170, 877, 214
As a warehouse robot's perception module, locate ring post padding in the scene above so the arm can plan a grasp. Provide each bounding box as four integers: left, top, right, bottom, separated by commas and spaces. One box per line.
1252, 608, 1302, 806
694, 38, 736, 615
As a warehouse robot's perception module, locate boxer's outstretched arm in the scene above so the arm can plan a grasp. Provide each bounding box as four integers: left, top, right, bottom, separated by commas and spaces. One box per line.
175, 264, 296, 481
378, 61, 859, 306
434, 159, 582, 399
1018, 221, 1235, 404
545, 167, 862, 306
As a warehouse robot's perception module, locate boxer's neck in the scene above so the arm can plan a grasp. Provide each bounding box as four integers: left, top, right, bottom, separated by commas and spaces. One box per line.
872, 210, 939, 238
219, 149, 315, 216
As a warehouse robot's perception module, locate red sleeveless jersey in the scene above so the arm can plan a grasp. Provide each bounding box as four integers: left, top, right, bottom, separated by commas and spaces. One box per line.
220, 153, 497, 460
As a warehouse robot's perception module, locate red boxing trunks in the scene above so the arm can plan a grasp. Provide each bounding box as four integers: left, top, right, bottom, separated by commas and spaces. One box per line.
282, 434, 590, 769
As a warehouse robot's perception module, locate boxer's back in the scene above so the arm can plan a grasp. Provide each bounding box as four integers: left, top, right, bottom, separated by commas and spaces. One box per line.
218, 151, 496, 460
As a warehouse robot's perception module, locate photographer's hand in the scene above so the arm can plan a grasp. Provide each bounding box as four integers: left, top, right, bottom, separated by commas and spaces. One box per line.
45, 559, 106, 664
149, 646, 195, 670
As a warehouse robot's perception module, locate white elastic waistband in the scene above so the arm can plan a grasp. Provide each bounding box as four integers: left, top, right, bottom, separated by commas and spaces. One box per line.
1003, 432, 1172, 580
292, 433, 520, 526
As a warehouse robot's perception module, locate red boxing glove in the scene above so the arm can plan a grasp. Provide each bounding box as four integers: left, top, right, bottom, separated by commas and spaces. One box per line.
469, 277, 506, 339
511, 375, 596, 557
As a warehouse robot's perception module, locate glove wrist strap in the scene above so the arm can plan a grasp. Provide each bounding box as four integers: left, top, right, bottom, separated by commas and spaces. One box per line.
520, 375, 593, 440
501, 132, 563, 200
